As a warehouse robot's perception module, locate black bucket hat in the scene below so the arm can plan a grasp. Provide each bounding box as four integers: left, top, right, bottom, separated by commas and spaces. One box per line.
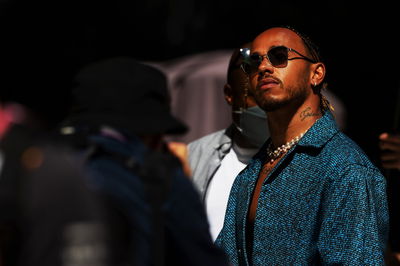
63, 57, 187, 135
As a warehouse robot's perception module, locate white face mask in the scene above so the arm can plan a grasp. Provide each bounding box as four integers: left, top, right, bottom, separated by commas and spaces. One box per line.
233, 105, 269, 147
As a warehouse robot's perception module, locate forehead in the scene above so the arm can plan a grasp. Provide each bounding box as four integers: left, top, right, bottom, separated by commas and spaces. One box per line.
251, 27, 304, 53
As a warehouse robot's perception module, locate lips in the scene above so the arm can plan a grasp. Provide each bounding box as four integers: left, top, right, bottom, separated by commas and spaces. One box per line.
258, 77, 280, 90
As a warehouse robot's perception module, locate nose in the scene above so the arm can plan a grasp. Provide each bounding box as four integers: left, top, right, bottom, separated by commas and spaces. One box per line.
258, 55, 273, 74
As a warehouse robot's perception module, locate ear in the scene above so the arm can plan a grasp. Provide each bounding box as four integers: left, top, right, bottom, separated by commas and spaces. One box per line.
310, 62, 326, 86
224, 83, 233, 106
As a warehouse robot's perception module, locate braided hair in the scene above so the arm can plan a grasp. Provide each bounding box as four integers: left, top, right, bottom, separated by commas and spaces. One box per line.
280, 25, 332, 111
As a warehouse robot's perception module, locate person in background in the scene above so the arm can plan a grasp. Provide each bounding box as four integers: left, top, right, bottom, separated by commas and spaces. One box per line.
188, 43, 270, 241
0, 103, 110, 266
58, 57, 229, 266
216, 26, 388, 265
379, 132, 400, 264
0, 17, 110, 264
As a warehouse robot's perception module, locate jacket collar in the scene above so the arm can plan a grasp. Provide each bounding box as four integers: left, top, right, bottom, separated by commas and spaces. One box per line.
298, 110, 339, 149
213, 124, 234, 157
245, 110, 339, 185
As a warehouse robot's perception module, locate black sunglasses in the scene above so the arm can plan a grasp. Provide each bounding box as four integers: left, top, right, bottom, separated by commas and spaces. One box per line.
240, 46, 317, 74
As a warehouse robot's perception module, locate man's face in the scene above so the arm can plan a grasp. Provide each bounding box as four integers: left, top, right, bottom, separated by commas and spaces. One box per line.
248, 28, 313, 112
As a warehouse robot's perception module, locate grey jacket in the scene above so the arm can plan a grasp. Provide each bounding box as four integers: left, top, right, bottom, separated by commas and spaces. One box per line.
188, 126, 234, 201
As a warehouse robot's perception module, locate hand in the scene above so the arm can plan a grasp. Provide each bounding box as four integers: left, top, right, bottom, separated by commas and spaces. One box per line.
166, 142, 192, 178
379, 133, 400, 170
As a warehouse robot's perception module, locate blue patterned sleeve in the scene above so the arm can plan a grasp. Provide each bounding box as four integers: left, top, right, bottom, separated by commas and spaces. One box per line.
317, 164, 389, 265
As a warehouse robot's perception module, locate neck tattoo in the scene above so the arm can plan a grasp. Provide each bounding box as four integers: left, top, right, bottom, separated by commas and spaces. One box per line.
300, 107, 321, 121
266, 129, 308, 164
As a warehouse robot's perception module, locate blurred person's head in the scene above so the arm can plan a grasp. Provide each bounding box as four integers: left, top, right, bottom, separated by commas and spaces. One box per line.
59, 57, 187, 150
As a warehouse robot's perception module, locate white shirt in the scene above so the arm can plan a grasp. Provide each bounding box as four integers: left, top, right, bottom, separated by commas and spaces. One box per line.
205, 142, 257, 241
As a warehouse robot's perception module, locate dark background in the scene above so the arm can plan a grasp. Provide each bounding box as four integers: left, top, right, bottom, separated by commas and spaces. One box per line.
0, 0, 398, 165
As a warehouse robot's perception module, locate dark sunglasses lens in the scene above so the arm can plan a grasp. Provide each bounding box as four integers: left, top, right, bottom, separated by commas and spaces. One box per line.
268, 46, 288, 68
246, 54, 262, 73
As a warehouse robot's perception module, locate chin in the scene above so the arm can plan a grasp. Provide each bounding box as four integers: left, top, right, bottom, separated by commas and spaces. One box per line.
261, 100, 288, 112
255, 94, 289, 112
257, 88, 308, 112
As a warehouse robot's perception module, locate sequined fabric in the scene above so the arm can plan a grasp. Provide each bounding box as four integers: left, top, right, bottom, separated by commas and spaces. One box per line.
215, 111, 389, 265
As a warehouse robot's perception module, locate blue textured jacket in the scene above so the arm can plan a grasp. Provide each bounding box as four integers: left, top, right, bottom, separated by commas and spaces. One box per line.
215, 111, 389, 265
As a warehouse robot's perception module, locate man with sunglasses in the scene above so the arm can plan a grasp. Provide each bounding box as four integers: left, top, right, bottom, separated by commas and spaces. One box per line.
215, 26, 388, 265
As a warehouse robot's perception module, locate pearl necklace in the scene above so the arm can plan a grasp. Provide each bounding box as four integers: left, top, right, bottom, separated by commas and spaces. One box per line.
266, 131, 306, 163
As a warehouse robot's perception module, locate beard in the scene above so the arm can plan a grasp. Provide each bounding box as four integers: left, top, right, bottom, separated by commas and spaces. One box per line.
252, 77, 310, 112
